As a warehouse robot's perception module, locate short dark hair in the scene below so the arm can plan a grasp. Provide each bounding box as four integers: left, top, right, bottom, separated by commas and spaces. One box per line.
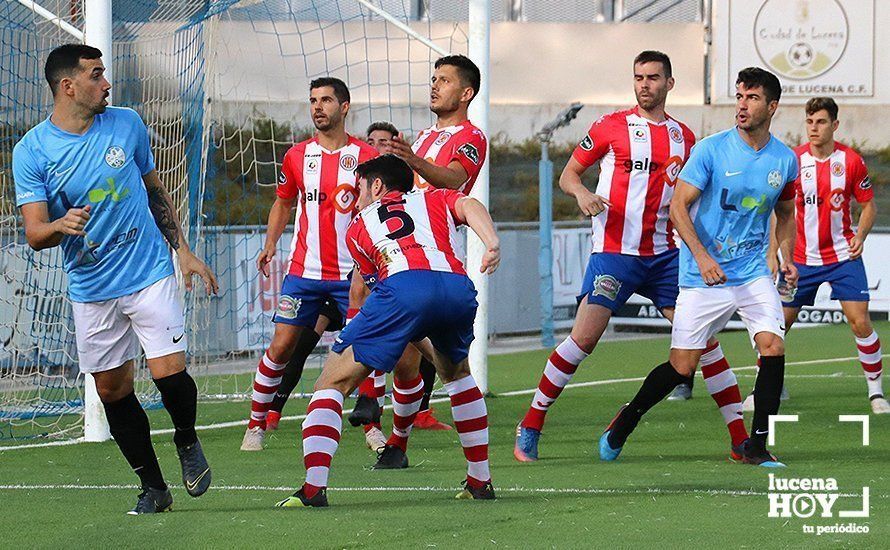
805, 97, 839, 121
434, 54, 481, 103
309, 77, 350, 104
366, 121, 399, 138
736, 67, 782, 103
45, 44, 103, 95
355, 154, 414, 193
634, 50, 672, 78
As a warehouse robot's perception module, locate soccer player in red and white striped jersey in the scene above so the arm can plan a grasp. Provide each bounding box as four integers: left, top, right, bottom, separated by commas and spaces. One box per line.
240, 78, 378, 451
362, 55, 488, 437
275, 155, 501, 507
516, 51, 748, 462
779, 97, 889, 414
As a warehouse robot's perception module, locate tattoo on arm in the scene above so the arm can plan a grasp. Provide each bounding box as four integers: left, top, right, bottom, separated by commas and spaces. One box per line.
147, 185, 182, 250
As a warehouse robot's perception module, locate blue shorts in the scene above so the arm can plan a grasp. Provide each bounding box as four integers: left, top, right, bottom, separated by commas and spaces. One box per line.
332, 271, 478, 373
272, 275, 350, 328
783, 259, 870, 308
577, 250, 680, 312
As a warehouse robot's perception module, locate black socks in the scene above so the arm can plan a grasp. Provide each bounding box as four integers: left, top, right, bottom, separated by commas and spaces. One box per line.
609, 361, 691, 448
154, 370, 198, 449
103, 392, 166, 490
751, 355, 785, 450
269, 329, 321, 414
418, 356, 438, 412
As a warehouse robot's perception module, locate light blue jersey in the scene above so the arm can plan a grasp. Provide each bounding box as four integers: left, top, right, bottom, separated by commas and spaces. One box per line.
13, 107, 174, 302
677, 127, 798, 288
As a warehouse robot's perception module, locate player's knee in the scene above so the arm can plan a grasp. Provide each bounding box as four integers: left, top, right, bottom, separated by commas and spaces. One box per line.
758, 335, 785, 357
266, 341, 294, 365
96, 379, 133, 403
848, 316, 873, 338
439, 359, 469, 384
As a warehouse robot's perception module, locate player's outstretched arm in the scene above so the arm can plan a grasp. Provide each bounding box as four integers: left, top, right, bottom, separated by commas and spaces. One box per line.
20, 201, 91, 250
455, 197, 500, 274
850, 200, 876, 260
257, 195, 296, 277
143, 170, 219, 295
559, 157, 611, 217
774, 198, 798, 287
384, 135, 468, 190
670, 180, 726, 286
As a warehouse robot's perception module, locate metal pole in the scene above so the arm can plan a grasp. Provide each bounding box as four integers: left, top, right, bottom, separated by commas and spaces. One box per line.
467, 0, 490, 394
539, 141, 554, 348
82, 0, 112, 442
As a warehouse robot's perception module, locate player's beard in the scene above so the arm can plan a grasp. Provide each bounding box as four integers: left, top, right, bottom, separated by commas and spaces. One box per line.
737, 109, 768, 132
431, 94, 460, 116
635, 88, 667, 112
313, 112, 342, 132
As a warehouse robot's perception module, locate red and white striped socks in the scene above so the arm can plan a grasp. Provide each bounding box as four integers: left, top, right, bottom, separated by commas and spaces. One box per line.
700, 342, 748, 447
386, 374, 425, 450
856, 331, 884, 398
301, 389, 343, 498
445, 375, 490, 488
248, 352, 287, 430
359, 370, 387, 433
522, 337, 589, 431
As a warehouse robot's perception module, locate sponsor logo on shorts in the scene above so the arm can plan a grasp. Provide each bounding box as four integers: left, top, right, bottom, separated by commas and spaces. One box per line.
593, 274, 622, 301
276, 295, 301, 320
457, 143, 480, 165
16, 191, 35, 200
104, 146, 126, 168
768, 169, 783, 189
172, 333, 184, 344
579, 135, 594, 151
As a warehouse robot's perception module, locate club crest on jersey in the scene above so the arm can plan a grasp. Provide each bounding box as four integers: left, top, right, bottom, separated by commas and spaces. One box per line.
632, 128, 647, 142
434, 132, 452, 146
593, 275, 622, 301
457, 143, 480, 165
668, 126, 683, 143
306, 158, 319, 174
340, 154, 357, 171
831, 161, 845, 177
276, 296, 301, 320
579, 135, 594, 151
767, 169, 782, 189
860, 176, 872, 190
104, 146, 126, 168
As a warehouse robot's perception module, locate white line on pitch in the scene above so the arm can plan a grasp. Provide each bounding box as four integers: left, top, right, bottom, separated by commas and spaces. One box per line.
2, 483, 869, 499
0, 354, 873, 451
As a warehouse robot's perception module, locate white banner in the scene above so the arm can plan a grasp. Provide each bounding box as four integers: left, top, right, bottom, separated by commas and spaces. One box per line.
715, 0, 875, 101
551, 227, 890, 327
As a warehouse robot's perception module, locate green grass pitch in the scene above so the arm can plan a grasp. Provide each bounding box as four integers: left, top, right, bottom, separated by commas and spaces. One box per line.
1, 323, 887, 548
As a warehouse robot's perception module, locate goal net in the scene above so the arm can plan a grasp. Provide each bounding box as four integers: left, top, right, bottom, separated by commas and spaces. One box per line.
0, 0, 468, 443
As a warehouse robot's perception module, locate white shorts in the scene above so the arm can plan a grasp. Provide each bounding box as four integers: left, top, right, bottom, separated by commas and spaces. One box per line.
72, 275, 187, 373
671, 276, 785, 350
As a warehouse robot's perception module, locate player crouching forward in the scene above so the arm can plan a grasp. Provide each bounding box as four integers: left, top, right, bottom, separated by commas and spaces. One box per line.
276, 155, 500, 508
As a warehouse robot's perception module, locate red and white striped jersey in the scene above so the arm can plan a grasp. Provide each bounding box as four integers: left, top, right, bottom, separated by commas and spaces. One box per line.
411, 120, 487, 194
572, 106, 695, 256
346, 188, 468, 281
792, 142, 873, 266
277, 136, 378, 280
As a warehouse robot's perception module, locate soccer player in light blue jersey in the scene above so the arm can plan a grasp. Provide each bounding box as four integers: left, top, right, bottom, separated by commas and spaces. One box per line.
13, 44, 218, 514
600, 67, 799, 467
